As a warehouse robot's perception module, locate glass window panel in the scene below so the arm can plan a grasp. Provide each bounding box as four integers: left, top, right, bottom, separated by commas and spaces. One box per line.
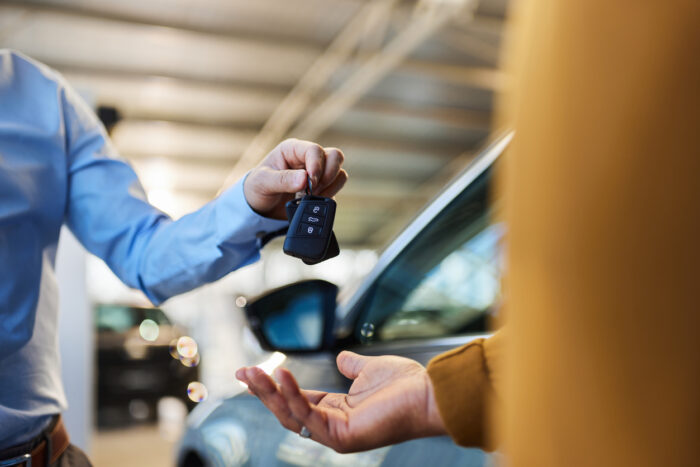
356, 169, 502, 342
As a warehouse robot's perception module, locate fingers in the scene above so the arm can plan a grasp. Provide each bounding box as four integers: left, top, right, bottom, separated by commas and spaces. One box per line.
241, 366, 356, 453
250, 167, 306, 195
236, 367, 303, 433
316, 147, 345, 194
301, 389, 329, 405
275, 368, 334, 444
274, 169, 307, 194
336, 351, 371, 380
317, 169, 348, 199
278, 139, 326, 185
275, 139, 346, 193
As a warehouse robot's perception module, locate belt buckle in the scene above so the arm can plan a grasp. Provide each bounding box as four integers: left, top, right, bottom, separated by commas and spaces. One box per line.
0, 454, 31, 466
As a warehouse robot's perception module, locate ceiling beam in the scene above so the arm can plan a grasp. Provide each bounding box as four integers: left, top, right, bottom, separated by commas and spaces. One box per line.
289, 0, 477, 141
221, 0, 481, 191
318, 129, 473, 156
101, 96, 490, 135
398, 59, 505, 90
2, 0, 505, 58
389, 3, 506, 37
114, 116, 472, 164
3, 2, 504, 95
436, 27, 501, 65
50, 58, 502, 105
222, 0, 402, 191
0, 7, 33, 43
1, 0, 324, 50
112, 120, 254, 162
452, 11, 505, 37
354, 97, 491, 130
51, 63, 291, 95
0, 3, 319, 87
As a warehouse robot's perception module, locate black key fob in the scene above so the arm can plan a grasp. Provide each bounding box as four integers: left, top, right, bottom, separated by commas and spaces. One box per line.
285, 198, 339, 265
283, 195, 338, 264
285, 197, 302, 223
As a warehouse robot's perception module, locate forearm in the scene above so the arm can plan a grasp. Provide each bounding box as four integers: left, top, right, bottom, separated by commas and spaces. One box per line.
134, 177, 287, 303
61, 82, 285, 303
67, 155, 287, 304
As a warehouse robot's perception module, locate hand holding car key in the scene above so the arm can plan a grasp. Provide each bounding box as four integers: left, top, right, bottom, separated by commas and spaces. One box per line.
283, 174, 339, 264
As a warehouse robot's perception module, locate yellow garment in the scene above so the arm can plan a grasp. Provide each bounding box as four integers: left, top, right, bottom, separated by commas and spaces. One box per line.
427, 333, 502, 448
428, 0, 700, 465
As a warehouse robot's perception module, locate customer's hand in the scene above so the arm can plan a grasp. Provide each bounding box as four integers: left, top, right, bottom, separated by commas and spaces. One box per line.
243, 138, 347, 219
236, 351, 446, 453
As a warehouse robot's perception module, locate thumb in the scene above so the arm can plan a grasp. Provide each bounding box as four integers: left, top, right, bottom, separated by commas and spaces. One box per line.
254, 168, 306, 195
336, 351, 371, 380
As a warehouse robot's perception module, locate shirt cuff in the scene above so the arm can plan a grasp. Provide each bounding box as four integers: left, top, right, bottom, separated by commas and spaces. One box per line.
215, 173, 289, 244
427, 338, 494, 450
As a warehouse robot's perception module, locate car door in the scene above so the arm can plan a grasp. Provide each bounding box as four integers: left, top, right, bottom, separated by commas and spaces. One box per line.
256, 166, 502, 467
339, 166, 502, 466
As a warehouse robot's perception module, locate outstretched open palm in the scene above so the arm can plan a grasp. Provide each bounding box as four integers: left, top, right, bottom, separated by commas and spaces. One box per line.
236, 351, 446, 453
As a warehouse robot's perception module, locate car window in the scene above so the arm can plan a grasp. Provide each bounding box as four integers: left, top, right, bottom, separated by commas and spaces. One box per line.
96, 305, 171, 332
96, 305, 135, 332
354, 168, 502, 343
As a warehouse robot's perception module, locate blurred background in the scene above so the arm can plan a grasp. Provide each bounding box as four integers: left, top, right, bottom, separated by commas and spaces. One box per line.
0, 0, 510, 465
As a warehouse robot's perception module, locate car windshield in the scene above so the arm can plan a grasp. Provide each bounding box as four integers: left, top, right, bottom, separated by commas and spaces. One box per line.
355, 167, 502, 342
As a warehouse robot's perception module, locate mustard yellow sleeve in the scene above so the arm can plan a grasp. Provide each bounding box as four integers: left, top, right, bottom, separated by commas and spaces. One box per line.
427, 333, 502, 449
497, 1, 699, 465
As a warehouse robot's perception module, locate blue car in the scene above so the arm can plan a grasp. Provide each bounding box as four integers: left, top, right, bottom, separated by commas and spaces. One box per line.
176, 132, 512, 467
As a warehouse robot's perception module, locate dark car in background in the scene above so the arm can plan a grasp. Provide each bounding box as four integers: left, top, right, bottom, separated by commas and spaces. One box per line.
96, 305, 199, 426
177, 133, 512, 467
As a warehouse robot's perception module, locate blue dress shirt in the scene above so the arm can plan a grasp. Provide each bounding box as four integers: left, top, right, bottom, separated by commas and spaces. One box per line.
0, 50, 287, 448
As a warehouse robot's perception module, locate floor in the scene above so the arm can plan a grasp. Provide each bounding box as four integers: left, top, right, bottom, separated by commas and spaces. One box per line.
92, 425, 176, 467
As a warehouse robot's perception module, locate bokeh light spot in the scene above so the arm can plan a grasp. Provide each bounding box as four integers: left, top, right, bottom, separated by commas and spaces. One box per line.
177, 336, 198, 359
179, 353, 200, 368
168, 339, 179, 359
139, 319, 159, 341
187, 381, 208, 402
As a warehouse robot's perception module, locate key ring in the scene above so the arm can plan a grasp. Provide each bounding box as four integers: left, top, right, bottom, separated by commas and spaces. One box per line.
306, 174, 313, 196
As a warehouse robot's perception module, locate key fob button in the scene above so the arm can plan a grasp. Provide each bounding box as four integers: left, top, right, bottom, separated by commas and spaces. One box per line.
303, 214, 323, 224
298, 223, 321, 236
304, 204, 327, 216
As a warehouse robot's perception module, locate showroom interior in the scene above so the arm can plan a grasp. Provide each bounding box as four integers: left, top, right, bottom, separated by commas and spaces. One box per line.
1, 0, 696, 466
1, 0, 507, 464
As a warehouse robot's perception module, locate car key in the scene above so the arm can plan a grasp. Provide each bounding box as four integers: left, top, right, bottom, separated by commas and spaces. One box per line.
283, 176, 339, 264
284, 196, 339, 264
285, 197, 339, 265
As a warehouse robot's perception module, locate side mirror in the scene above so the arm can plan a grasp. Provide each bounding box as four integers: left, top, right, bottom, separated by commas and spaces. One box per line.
245, 280, 338, 353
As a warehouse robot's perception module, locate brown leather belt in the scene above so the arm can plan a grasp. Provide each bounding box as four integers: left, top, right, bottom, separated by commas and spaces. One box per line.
0, 416, 70, 467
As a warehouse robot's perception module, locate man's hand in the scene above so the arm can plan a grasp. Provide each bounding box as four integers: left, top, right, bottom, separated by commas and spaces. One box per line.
243, 138, 348, 219
235, 351, 447, 453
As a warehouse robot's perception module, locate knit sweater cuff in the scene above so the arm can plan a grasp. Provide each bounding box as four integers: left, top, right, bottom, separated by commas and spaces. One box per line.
427, 338, 493, 449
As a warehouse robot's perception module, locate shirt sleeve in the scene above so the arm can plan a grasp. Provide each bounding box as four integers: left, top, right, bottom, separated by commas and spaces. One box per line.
60, 81, 288, 305
426, 332, 502, 450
